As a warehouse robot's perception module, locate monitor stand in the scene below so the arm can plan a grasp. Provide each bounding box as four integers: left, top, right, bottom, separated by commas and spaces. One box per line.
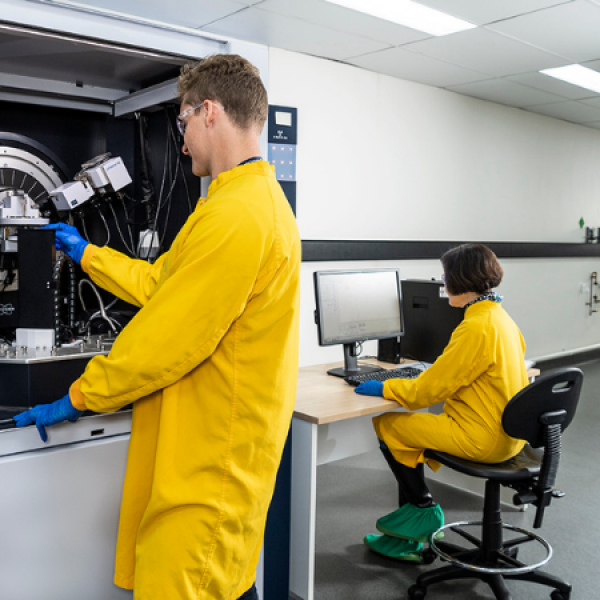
327, 343, 384, 378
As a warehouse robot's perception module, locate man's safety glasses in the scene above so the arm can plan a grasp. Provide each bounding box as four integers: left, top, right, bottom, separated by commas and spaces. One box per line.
176, 101, 224, 136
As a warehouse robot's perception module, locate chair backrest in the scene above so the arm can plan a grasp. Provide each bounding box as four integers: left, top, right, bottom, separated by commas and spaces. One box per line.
502, 367, 583, 528
502, 367, 583, 447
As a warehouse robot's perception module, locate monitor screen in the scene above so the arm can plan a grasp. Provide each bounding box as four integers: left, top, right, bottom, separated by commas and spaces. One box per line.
314, 268, 403, 347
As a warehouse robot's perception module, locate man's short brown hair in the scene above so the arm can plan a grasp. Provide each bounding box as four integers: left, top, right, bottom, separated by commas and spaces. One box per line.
178, 54, 268, 131
441, 243, 503, 296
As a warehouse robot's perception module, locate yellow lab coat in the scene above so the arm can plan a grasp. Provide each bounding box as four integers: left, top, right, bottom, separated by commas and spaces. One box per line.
69, 161, 301, 599
373, 301, 528, 470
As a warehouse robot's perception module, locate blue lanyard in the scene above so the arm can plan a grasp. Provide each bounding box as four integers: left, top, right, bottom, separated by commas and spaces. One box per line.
464, 291, 502, 309
237, 156, 262, 167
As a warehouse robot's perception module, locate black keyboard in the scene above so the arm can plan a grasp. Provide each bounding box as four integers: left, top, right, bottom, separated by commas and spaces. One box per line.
345, 366, 423, 387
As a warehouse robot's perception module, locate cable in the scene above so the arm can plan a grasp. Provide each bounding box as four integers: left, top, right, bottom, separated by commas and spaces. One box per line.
105, 296, 119, 311
121, 192, 152, 226
108, 200, 134, 255
139, 110, 183, 260
96, 206, 111, 246
135, 118, 170, 260
79, 214, 91, 242
166, 107, 194, 214
399, 354, 429, 370
151, 118, 171, 233
158, 163, 179, 250
119, 194, 136, 253
156, 110, 192, 249
78, 278, 117, 333
88, 311, 122, 333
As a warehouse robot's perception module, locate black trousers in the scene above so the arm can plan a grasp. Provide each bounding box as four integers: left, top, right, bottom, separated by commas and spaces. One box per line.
379, 439, 434, 508
237, 583, 259, 600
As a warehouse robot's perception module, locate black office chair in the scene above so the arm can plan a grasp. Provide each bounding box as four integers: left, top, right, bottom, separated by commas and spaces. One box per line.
408, 367, 583, 600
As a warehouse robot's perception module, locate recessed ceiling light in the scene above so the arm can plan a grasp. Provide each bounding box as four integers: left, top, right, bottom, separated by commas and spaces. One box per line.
324, 0, 476, 36
541, 64, 600, 94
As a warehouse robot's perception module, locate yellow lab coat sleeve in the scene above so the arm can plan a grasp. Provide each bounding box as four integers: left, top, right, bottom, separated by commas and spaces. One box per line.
382, 313, 492, 411
80, 244, 167, 308
73, 196, 269, 412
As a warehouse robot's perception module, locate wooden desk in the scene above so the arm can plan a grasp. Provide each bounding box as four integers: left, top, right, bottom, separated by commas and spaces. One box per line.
289, 361, 540, 600
294, 361, 402, 424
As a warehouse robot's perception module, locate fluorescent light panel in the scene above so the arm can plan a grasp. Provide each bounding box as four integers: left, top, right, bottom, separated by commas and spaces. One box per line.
541, 64, 600, 94
325, 0, 476, 36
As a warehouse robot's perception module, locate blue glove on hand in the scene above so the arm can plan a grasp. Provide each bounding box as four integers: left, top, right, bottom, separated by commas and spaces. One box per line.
43, 223, 89, 263
354, 381, 384, 397
13, 394, 83, 442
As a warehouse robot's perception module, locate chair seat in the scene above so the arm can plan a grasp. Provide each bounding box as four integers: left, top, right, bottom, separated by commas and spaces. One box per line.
425, 444, 543, 482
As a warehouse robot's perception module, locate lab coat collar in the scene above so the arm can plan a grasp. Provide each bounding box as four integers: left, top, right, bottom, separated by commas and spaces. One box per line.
207, 160, 273, 198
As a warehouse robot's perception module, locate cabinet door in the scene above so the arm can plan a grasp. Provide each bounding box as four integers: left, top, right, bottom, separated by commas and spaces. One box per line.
0, 435, 132, 600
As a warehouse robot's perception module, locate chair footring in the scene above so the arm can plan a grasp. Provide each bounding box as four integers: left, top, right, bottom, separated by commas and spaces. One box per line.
429, 521, 552, 575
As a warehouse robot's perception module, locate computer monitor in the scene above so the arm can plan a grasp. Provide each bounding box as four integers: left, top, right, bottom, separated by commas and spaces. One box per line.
399, 279, 464, 363
313, 269, 404, 378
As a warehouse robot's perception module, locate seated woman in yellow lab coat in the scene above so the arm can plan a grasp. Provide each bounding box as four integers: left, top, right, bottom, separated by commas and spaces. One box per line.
355, 243, 529, 561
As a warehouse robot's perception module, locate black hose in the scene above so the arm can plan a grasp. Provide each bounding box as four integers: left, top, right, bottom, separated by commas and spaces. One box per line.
137, 113, 157, 228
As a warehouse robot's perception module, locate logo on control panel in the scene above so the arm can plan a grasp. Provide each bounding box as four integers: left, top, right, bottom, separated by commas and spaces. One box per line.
273, 129, 289, 140
0, 303, 15, 316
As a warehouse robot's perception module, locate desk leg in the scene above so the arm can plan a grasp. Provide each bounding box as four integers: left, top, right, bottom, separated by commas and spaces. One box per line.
290, 418, 317, 600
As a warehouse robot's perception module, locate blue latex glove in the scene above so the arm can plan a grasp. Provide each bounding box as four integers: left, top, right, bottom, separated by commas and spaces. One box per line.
43, 223, 89, 263
13, 394, 83, 442
354, 381, 384, 397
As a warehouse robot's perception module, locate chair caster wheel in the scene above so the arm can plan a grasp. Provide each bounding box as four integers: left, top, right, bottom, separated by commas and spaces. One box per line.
421, 548, 437, 565
550, 590, 570, 600
408, 584, 427, 599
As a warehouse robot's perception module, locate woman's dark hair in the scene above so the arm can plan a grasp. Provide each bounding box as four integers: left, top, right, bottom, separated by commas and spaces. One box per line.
441, 243, 503, 296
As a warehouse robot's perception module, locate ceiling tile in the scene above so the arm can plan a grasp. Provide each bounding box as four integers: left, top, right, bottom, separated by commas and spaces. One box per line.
581, 57, 600, 73
447, 78, 567, 108
579, 96, 600, 109
418, 0, 573, 25
506, 71, 600, 100
488, 0, 600, 63
254, 0, 430, 46
56, 0, 253, 28
347, 47, 487, 87
201, 7, 390, 61
402, 28, 568, 77
525, 100, 600, 123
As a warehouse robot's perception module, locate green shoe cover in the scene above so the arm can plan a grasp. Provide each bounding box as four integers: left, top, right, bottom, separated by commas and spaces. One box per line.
376, 503, 444, 543
364, 534, 423, 562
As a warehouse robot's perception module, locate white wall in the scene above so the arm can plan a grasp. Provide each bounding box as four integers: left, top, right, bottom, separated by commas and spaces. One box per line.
267, 48, 600, 365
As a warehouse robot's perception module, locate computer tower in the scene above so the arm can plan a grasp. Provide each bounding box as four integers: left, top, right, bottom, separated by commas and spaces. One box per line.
377, 336, 402, 364
398, 279, 464, 364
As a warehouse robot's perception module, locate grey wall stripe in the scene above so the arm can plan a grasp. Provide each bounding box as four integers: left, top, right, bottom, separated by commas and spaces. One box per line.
302, 240, 600, 261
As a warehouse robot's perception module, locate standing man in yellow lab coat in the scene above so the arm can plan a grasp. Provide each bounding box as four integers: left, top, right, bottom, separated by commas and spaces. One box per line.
15, 54, 301, 600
